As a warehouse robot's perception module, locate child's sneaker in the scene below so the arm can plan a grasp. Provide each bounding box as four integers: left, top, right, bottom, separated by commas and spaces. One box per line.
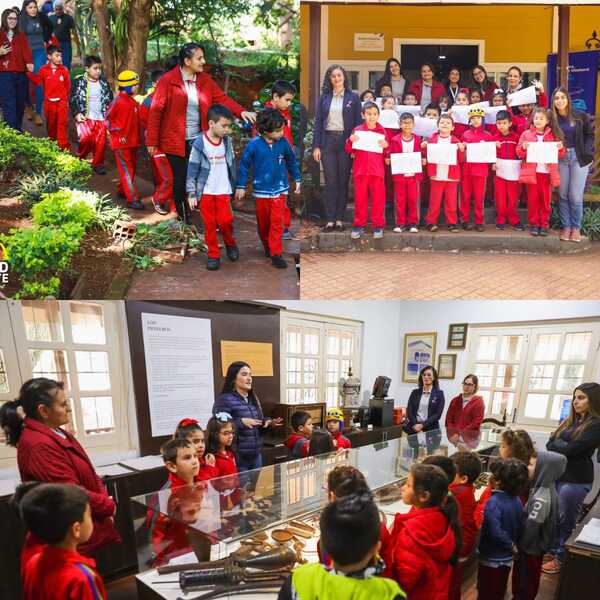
539, 227, 549, 237
448, 224, 459, 232
152, 199, 169, 215
495, 223, 505, 230
475, 224, 485, 232
513, 223, 525, 231
207, 258, 220, 271
409, 226, 419, 233
542, 558, 561, 574
373, 228, 384, 239
530, 227, 540, 237
271, 255, 287, 269
393, 226, 404, 233
94, 165, 107, 175
351, 227, 363, 239
462, 222, 473, 230
130, 201, 145, 210
282, 228, 293, 240
428, 224, 438, 232
226, 245, 240, 262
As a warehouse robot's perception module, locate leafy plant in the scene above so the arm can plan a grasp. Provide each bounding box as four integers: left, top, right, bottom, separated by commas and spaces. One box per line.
9, 172, 85, 205
90, 193, 132, 230
551, 202, 600, 240
32, 190, 96, 230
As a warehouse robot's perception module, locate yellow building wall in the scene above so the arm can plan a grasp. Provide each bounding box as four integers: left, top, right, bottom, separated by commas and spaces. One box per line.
300, 2, 310, 105
570, 7, 600, 51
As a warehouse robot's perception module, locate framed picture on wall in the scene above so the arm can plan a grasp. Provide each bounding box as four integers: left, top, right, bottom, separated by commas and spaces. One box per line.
437, 354, 457, 379
403, 332, 437, 383
448, 323, 469, 350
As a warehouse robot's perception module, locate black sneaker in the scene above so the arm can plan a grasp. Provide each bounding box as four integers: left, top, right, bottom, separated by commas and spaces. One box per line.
475, 224, 485, 232
335, 223, 345, 232
513, 223, 525, 231
94, 165, 107, 175
539, 227, 549, 237
530, 227, 540, 237
496, 223, 505, 230
322, 223, 335, 233
207, 258, 220, 270
271, 255, 287, 268
152, 200, 169, 215
448, 224, 459, 232
226, 245, 240, 262
428, 224, 439, 232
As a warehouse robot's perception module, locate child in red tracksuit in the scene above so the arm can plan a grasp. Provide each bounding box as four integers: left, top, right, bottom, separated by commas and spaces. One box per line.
460, 107, 493, 231
107, 70, 143, 209
516, 108, 565, 236
285, 411, 314, 458
325, 408, 351, 449
422, 114, 465, 232
389, 112, 423, 232
492, 110, 524, 230
383, 463, 461, 600
346, 101, 390, 239
173, 418, 220, 481
381, 95, 400, 212
26, 45, 70, 151
448, 90, 470, 139
18, 483, 107, 600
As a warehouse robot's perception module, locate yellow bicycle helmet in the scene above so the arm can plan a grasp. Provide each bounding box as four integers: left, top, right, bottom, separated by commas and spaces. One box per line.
468, 107, 486, 119
117, 70, 140, 88
326, 407, 344, 422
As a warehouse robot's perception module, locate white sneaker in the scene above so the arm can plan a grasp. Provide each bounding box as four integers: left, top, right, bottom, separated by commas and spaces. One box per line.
393, 226, 404, 233
409, 226, 419, 233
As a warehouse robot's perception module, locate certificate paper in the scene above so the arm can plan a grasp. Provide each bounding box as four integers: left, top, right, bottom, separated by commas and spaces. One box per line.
485, 105, 507, 124
466, 142, 497, 163
507, 85, 537, 107
413, 116, 438, 138
378, 109, 400, 129
449, 105, 470, 125
526, 141, 559, 164
427, 143, 457, 165
496, 158, 521, 181
352, 129, 386, 154
395, 105, 422, 116
390, 152, 423, 175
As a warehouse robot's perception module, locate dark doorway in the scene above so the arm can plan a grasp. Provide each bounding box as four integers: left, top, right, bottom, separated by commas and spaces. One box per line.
400, 44, 479, 85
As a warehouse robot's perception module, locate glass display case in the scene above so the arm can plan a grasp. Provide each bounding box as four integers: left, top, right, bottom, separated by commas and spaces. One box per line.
132, 427, 501, 600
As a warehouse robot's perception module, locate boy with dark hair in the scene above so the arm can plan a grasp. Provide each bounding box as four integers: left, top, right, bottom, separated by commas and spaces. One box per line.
422, 454, 457, 483
17, 482, 106, 600
160, 438, 200, 489
186, 103, 238, 270
285, 411, 313, 458
236, 107, 301, 269
70, 55, 113, 175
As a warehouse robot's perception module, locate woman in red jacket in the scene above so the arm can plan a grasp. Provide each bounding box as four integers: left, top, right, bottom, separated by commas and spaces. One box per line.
0, 8, 33, 130
146, 42, 256, 223
0, 378, 120, 556
407, 62, 446, 110
445, 374, 485, 441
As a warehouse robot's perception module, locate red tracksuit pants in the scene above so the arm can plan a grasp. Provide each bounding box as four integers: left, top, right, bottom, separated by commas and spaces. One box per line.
426, 180, 458, 225
114, 147, 139, 204
394, 177, 420, 226
494, 176, 521, 225
44, 99, 69, 151
511, 553, 544, 600
460, 175, 486, 225
151, 152, 175, 210
283, 200, 291, 229
77, 119, 107, 167
353, 175, 385, 228
256, 195, 285, 256
200, 194, 236, 259
526, 172, 551, 228
477, 563, 510, 600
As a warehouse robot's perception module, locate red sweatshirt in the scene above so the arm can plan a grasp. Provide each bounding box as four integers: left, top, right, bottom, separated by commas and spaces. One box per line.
461, 125, 493, 177
26, 64, 70, 102
449, 483, 478, 557
493, 130, 521, 161
0, 31, 32, 73
517, 126, 565, 187
444, 394, 485, 431
389, 133, 423, 182
197, 457, 220, 481
21, 533, 46, 579
23, 546, 106, 600
285, 432, 310, 458
331, 430, 351, 449
452, 122, 469, 138
425, 133, 464, 180
107, 91, 141, 150
345, 122, 389, 178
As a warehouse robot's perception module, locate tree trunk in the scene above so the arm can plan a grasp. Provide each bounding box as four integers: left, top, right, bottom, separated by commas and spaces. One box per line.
91, 0, 116, 88
124, 0, 153, 89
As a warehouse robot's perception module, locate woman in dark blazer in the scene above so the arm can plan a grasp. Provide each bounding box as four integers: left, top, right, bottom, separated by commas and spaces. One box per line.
312, 64, 362, 232
404, 365, 446, 433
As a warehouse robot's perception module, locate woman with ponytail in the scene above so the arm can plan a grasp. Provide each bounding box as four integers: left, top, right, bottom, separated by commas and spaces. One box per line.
383, 463, 461, 600
0, 378, 120, 556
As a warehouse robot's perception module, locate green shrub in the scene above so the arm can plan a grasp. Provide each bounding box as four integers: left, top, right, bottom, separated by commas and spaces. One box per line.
9, 172, 85, 204
551, 202, 600, 240
87, 191, 131, 230
31, 190, 96, 230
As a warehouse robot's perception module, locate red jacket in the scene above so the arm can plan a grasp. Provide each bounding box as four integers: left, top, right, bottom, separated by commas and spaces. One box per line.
444, 394, 485, 431
516, 126, 565, 187
383, 506, 456, 600
452, 122, 469, 139
0, 31, 32, 73
21, 533, 45, 579
331, 430, 351, 449
266, 100, 293, 147
17, 418, 119, 555
449, 483, 478, 557
408, 79, 446, 105
107, 92, 141, 150
197, 457, 220, 481
26, 64, 70, 101
146, 67, 245, 157
345, 122, 389, 177
470, 79, 498, 103
425, 133, 464, 180
23, 546, 106, 600
460, 126, 493, 177
474, 484, 492, 529
493, 130, 521, 161
285, 432, 310, 458
389, 133, 423, 182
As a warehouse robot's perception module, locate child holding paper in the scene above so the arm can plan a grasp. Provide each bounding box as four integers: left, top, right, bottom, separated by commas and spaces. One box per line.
460, 107, 493, 231
346, 101, 389, 239
389, 113, 423, 233
470, 90, 483, 105
437, 94, 451, 113
516, 108, 565, 236
403, 92, 418, 106
422, 114, 465, 232
449, 90, 470, 138
381, 95, 400, 208
486, 91, 507, 136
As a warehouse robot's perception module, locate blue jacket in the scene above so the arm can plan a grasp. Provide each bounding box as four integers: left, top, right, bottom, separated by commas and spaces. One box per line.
404, 387, 445, 433
185, 134, 236, 198
478, 490, 523, 562
236, 136, 301, 197
212, 391, 264, 459
312, 90, 362, 150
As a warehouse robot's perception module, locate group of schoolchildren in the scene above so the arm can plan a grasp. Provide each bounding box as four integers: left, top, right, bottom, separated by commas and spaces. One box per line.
348, 83, 565, 238
18, 42, 302, 270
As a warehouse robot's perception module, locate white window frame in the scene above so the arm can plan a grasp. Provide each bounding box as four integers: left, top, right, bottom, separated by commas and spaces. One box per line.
393, 37, 486, 69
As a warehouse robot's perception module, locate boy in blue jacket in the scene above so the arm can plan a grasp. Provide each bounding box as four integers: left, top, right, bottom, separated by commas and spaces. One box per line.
235, 108, 301, 269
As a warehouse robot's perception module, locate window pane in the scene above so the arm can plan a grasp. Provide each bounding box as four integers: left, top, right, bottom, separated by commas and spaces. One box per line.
81, 396, 115, 435
341, 333, 353, 357
286, 388, 301, 404
326, 387, 337, 406
0, 349, 8, 394
22, 301, 63, 342
492, 392, 515, 416
75, 351, 110, 391
556, 364, 585, 391
29, 350, 70, 388
499, 335, 523, 361
480, 390, 491, 413
475, 363, 494, 388
327, 332, 340, 356
551, 394, 572, 421
562, 332, 592, 361
287, 328, 301, 354
529, 364, 555, 390
496, 364, 518, 389
340, 359, 350, 378
304, 329, 319, 356
534, 334, 560, 361
476, 336, 498, 361
524, 393, 550, 419
303, 388, 317, 403
303, 358, 318, 385
326, 359, 339, 385
70, 303, 106, 345
286, 358, 300, 385
63, 398, 77, 435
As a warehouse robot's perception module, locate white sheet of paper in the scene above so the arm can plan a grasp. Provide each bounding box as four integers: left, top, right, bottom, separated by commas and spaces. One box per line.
427, 142, 457, 165
413, 116, 438, 138
119, 455, 164, 471
470, 101, 490, 109
378, 109, 400, 129
450, 105, 470, 125
575, 518, 600, 547
390, 152, 423, 175
352, 129, 385, 154
485, 105, 507, 124
466, 141, 497, 163
395, 104, 422, 116
496, 158, 522, 181
507, 85, 537, 107
526, 141, 559, 164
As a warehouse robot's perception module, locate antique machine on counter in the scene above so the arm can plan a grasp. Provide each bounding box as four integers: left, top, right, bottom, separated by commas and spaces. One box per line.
338, 366, 362, 429
369, 376, 394, 428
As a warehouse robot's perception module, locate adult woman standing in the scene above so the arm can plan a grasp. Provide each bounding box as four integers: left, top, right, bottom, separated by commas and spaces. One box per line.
375, 58, 407, 100
0, 378, 120, 555
407, 62, 446, 109
312, 64, 362, 232
444, 374, 485, 435
470, 64, 498, 102
544, 382, 600, 573
404, 365, 446, 434
146, 42, 256, 223
0, 8, 33, 130
445, 66, 463, 105
212, 361, 283, 472
552, 86, 594, 243
505, 65, 547, 114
